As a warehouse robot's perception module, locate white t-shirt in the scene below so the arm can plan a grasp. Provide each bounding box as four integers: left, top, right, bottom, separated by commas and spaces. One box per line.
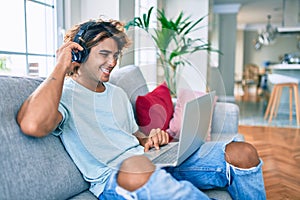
53, 78, 144, 197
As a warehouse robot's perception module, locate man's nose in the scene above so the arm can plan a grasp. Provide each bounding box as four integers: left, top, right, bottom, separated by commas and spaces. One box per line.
107, 55, 117, 66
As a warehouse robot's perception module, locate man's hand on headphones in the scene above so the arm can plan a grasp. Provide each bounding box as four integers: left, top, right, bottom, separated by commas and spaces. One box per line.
56, 41, 83, 74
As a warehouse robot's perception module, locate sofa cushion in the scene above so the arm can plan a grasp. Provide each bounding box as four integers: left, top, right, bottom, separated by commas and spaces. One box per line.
0, 76, 89, 200
109, 65, 149, 112
69, 190, 97, 199
204, 189, 232, 200
167, 89, 218, 141
135, 82, 174, 135
211, 102, 239, 134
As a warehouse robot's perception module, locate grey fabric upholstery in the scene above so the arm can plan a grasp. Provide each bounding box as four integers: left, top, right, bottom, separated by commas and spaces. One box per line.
204, 189, 233, 200
68, 190, 96, 200
0, 76, 89, 200
211, 102, 244, 142
109, 65, 149, 111
211, 102, 239, 134
0, 66, 243, 199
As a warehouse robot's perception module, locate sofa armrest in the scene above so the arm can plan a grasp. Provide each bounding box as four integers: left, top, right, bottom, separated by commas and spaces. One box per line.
211, 102, 239, 134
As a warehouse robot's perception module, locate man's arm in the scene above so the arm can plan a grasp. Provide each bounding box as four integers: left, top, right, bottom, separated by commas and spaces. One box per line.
133, 128, 169, 152
17, 42, 83, 137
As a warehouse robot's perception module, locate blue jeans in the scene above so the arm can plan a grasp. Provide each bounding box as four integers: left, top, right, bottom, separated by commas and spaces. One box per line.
99, 141, 266, 200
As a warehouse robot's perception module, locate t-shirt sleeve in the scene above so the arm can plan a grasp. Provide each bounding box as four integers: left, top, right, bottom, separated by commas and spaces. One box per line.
52, 103, 68, 136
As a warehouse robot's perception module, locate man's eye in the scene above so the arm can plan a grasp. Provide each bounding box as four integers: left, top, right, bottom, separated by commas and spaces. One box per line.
113, 54, 120, 60
100, 53, 109, 57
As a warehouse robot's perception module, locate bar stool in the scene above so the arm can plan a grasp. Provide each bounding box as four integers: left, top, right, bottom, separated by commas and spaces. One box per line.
264, 74, 300, 125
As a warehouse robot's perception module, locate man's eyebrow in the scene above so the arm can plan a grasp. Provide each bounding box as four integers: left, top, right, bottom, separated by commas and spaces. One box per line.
99, 49, 119, 54
99, 49, 111, 53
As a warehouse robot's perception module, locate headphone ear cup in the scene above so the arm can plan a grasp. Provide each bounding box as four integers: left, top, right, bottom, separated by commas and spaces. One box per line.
79, 47, 89, 63
71, 51, 80, 62
71, 47, 88, 63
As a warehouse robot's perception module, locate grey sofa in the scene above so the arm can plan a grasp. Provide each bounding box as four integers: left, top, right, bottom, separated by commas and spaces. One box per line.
0, 65, 243, 200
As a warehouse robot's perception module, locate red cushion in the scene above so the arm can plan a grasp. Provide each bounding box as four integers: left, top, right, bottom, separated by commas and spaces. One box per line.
135, 82, 174, 136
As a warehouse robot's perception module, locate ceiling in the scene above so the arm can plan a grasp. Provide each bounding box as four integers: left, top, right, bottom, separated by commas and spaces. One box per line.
213, 0, 289, 29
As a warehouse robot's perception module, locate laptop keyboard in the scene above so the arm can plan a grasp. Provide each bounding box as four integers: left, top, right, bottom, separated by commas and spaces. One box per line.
152, 143, 179, 164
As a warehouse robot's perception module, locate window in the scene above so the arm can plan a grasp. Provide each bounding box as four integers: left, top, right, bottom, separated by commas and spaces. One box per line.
0, 0, 57, 77
133, 0, 158, 90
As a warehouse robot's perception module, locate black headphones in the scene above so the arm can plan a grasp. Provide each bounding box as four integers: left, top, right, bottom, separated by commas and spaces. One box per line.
72, 22, 93, 63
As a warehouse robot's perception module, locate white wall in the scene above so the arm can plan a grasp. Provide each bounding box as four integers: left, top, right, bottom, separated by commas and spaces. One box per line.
235, 30, 244, 80
161, 0, 209, 92
81, 0, 119, 20
65, 0, 119, 30
64, 0, 81, 30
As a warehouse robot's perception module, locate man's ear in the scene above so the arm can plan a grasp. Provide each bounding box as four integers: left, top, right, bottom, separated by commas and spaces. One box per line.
68, 63, 81, 76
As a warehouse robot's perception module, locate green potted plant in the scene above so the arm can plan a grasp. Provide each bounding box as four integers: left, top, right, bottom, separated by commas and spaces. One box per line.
125, 7, 219, 96
0, 56, 8, 71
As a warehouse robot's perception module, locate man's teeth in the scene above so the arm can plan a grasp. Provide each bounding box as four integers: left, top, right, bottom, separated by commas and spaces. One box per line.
100, 67, 110, 73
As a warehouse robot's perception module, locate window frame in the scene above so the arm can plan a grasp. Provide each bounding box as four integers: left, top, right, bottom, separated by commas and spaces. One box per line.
0, 0, 59, 77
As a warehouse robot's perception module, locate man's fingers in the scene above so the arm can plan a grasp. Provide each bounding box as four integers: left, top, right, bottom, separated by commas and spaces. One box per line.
151, 136, 160, 150
161, 130, 169, 144
145, 129, 170, 152
144, 142, 150, 152
68, 41, 84, 51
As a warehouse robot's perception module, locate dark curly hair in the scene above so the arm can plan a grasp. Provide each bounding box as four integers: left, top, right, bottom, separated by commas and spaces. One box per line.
64, 18, 131, 50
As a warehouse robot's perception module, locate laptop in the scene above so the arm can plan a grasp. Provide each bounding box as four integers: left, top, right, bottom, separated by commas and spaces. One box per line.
144, 91, 216, 167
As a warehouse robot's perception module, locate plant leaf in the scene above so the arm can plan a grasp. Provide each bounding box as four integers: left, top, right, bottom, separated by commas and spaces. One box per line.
183, 15, 207, 35
144, 6, 154, 30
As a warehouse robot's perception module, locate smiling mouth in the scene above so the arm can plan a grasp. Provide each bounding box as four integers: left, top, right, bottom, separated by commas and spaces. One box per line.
99, 66, 111, 74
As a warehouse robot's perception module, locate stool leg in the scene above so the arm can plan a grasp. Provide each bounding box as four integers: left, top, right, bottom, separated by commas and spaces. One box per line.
264, 85, 276, 120
289, 86, 293, 122
293, 84, 300, 125
268, 86, 279, 123
274, 86, 282, 118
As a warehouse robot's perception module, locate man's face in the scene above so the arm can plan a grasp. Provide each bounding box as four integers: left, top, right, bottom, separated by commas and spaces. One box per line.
80, 37, 119, 84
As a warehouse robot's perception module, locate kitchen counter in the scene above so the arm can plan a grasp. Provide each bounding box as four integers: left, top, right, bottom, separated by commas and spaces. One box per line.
267, 64, 300, 78
266, 64, 300, 114
268, 64, 300, 70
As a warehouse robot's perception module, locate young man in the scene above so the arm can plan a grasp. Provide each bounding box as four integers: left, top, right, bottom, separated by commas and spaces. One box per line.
17, 18, 266, 199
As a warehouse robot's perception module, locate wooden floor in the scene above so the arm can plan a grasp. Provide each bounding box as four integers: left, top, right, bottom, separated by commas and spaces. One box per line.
236, 87, 300, 199
239, 124, 300, 199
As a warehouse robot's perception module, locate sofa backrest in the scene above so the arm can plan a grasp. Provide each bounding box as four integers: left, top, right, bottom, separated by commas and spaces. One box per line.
109, 65, 149, 110
0, 76, 89, 200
